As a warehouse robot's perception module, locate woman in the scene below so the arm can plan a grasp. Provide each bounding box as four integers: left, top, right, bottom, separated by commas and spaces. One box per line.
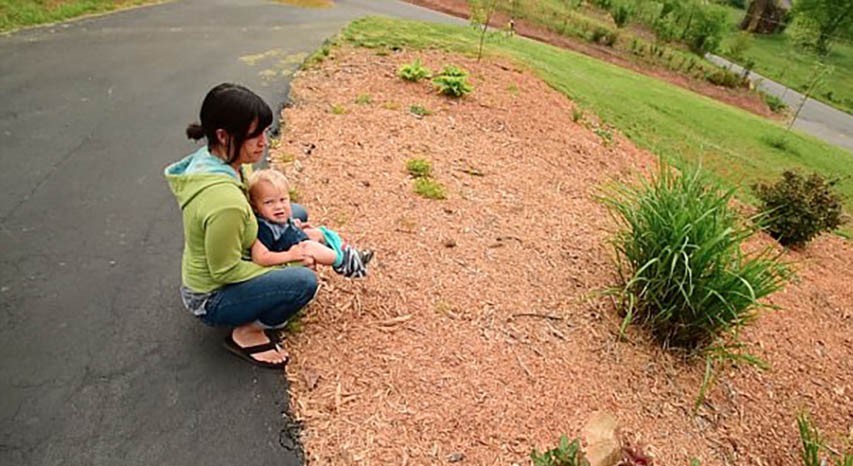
165, 83, 317, 369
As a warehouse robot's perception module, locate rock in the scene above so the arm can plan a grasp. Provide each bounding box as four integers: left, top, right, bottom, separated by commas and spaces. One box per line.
447, 452, 464, 462
582, 411, 622, 466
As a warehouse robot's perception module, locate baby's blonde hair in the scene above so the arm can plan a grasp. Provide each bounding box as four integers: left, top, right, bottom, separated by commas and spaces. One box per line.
247, 168, 290, 206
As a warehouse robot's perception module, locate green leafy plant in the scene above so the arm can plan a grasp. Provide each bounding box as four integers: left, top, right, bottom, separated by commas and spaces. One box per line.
330, 104, 347, 115
594, 126, 614, 145
590, 26, 618, 46
355, 93, 372, 105
406, 158, 433, 178
531, 436, 589, 466
572, 107, 584, 123
432, 65, 473, 97
414, 177, 446, 200
762, 93, 788, 113
610, 0, 634, 28
397, 58, 432, 82
726, 31, 752, 61
288, 187, 300, 203
603, 167, 790, 349
754, 170, 845, 248
409, 104, 432, 117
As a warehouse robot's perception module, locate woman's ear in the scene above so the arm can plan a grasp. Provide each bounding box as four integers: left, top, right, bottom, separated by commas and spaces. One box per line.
214, 128, 229, 147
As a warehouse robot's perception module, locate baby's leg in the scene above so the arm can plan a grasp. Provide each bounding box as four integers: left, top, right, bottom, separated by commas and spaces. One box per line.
299, 240, 337, 266
303, 227, 324, 244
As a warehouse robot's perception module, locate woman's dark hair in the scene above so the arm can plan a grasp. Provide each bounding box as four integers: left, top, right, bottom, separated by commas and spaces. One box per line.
185, 83, 273, 164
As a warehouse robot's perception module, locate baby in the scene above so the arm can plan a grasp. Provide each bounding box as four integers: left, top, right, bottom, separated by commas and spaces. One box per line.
248, 169, 372, 277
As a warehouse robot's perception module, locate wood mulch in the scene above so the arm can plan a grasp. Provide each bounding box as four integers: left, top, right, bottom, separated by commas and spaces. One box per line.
271, 47, 852, 465
403, 0, 779, 120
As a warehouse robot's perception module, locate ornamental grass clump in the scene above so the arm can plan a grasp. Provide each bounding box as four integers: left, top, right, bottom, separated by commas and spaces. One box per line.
604, 168, 790, 349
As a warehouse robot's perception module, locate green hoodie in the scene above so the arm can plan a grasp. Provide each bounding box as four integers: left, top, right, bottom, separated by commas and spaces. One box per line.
164, 147, 270, 293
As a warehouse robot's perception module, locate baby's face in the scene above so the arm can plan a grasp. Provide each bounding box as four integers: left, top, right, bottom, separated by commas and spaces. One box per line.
252, 181, 291, 223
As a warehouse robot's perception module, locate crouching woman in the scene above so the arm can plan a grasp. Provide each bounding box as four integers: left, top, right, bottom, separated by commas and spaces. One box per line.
165, 83, 317, 369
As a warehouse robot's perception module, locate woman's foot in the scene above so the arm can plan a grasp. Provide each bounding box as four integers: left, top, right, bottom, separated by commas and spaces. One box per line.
230, 325, 288, 365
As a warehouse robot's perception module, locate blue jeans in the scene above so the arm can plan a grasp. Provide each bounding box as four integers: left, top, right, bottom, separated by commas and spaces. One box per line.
200, 267, 318, 328
290, 203, 308, 223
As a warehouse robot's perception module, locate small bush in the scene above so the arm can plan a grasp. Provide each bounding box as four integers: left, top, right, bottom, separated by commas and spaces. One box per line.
397, 58, 431, 82
355, 93, 372, 105
409, 104, 431, 117
414, 177, 446, 200
330, 104, 347, 115
531, 436, 589, 466
763, 93, 788, 113
727, 31, 752, 60
704, 68, 746, 88
754, 170, 845, 248
610, 1, 634, 28
406, 158, 432, 178
432, 65, 473, 97
590, 26, 618, 46
604, 167, 790, 349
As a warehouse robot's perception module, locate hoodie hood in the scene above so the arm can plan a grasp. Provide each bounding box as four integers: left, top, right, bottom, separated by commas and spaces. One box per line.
164, 146, 243, 209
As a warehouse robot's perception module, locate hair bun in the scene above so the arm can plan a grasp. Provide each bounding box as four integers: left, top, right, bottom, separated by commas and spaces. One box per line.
185, 122, 205, 140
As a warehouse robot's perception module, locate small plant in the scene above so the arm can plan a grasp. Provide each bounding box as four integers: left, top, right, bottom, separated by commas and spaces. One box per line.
590, 26, 618, 46
593, 126, 614, 145
432, 65, 473, 97
610, 0, 634, 28
762, 93, 788, 113
414, 177, 446, 200
603, 167, 790, 349
406, 158, 433, 178
797, 411, 853, 466
531, 436, 589, 466
572, 107, 584, 123
288, 187, 300, 203
330, 104, 347, 115
727, 31, 752, 61
409, 104, 432, 117
397, 58, 432, 82
753, 170, 845, 248
507, 83, 519, 95
355, 93, 372, 105
799, 412, 823, 466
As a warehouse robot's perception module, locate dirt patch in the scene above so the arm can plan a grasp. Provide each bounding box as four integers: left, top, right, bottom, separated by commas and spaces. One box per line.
272, 47, 852, 465
404, 0, 779, 120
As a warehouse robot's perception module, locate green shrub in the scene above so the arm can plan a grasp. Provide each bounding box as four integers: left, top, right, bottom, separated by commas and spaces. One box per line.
406, 158, 433, 178
754, 170, 845, 247
432, 65, 473, 97
604, 168, 790, 349
398, 58, 432, 82
610, 1, 634, 28
685, 5, 727, 55
414, 177, 446, 199
763, 93, 788, 113
704, 68, 746, 88
531, 436, 589, 466
590, 26, 618, 46
727, 31, 752, 60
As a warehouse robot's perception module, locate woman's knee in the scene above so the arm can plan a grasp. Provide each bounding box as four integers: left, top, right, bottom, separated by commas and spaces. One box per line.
290, 203, 309, 222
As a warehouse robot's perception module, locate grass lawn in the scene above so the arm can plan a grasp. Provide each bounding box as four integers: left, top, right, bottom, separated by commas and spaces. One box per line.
0, 0, 156, 33
331, 16, 853, 237
719, 6, 853, 115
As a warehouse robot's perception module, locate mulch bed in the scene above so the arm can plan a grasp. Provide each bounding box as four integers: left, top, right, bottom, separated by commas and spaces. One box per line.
271, 47, 852, 465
